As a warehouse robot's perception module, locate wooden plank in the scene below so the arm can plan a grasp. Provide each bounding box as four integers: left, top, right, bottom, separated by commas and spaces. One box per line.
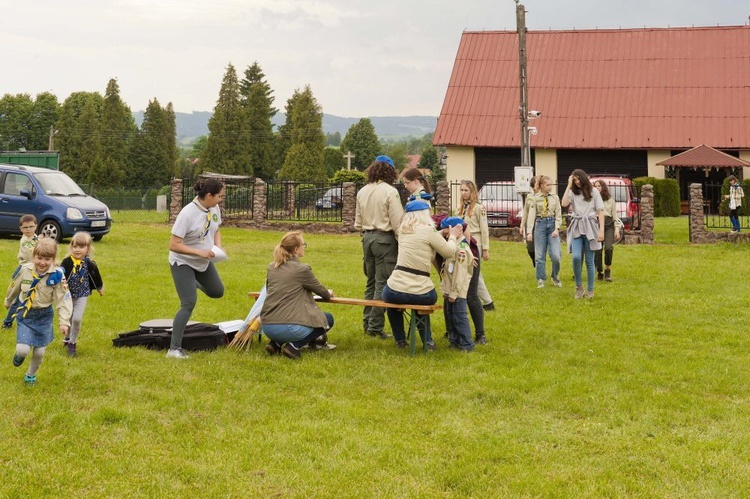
247, 292, 441, 313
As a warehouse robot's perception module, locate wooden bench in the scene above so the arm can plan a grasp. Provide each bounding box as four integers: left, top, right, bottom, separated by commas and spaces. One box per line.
248, 292, 442, 356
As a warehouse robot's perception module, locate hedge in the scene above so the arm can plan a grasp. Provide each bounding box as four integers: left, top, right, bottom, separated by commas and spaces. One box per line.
633, 177, 681, 217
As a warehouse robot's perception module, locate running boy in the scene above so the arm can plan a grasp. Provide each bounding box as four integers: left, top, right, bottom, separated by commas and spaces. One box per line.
3, 215, 39, 329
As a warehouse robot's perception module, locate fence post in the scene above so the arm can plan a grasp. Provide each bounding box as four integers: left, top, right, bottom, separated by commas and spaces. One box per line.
342, 182, 357, 230
435, 181, 450, 216
640, 184, 654, 244
253, 178, 266, 226
169, 178, 183, 224
689, 182, 712, 243
283, 181, 295, 218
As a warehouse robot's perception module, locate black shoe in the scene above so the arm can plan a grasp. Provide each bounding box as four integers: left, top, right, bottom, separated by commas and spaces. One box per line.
282, 343, 301, 360
604, 269, 612, 282
597, 272, 604, 281
2, 322, 12, 329
396, 340, 408, 349
265, 340, 282, 356
366, 330, 392, 340
482, 302, 495, 312
12, 354, 24, 367
475, 335, 488, 345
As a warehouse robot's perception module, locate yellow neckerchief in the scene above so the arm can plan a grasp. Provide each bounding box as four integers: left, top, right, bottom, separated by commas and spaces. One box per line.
14, 270, 41, 319
193, 199, 211, 242
71, 256, 83, 274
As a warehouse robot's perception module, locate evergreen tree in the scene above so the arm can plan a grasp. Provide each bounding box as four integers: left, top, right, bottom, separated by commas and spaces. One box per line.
55, 92, 104, 182
324, 147, 344, 178
94, 79, 136, 188
0, 94, 33, 150
340, 118, 380, 170
417, 144, 440, 172
325, 131, 341, 147
129, 99, 177, 187
200, 63, 252, 175
77, 98, 101, 188
279, 85, 326, 182
273, 90, 301, 175
240, 62, 276, 180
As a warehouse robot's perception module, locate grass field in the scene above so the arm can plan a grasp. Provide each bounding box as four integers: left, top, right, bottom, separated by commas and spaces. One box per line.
1, 217, 749, 497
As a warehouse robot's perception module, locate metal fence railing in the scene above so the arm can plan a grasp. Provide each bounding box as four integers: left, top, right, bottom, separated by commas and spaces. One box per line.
84, 185, 171, 224
703, 183, 749, 230
265, 181, 346, 222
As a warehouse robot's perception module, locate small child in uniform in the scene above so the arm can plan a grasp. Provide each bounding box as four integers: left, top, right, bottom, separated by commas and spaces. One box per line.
60, 232, 104, 357
439, 216, 475, 352
5, 238, 72, 385
3, 215, 39, 329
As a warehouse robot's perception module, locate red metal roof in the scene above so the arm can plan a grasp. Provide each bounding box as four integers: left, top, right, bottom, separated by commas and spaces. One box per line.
656, 144, 750, 167
434, 26, 750, 149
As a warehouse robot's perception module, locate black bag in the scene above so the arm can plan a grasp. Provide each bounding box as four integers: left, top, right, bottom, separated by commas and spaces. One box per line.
112, 320, 227, 351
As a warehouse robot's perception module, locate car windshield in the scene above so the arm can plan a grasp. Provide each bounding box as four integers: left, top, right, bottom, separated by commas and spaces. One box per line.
479, 184, 522, 202
34, 172, 87, 196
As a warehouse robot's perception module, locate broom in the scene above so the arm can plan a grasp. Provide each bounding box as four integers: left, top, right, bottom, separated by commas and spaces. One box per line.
228, 285, 266, 351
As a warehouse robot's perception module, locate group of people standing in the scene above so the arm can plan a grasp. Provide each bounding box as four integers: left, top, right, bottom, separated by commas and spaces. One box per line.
521, 169, 623, 299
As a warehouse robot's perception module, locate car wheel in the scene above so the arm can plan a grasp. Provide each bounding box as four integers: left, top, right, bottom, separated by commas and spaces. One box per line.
92, 235, 103, 242
38, 220, 62, 242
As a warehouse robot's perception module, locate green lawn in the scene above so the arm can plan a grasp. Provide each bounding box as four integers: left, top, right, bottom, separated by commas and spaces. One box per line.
1, 217, 749, 497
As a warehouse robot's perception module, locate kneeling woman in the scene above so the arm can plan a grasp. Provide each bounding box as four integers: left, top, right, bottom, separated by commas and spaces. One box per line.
382, 200, 463, 349
261, 231, 334, 360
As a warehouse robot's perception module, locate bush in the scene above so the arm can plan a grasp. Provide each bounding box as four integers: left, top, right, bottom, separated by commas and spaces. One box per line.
633, 177, 680, 217
331, 170, 365, 184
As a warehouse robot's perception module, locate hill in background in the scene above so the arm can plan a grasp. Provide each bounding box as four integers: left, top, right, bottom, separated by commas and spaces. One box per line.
133, 111, 437, 144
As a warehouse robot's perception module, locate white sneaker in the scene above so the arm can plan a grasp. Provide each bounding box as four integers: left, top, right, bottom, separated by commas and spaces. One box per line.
552, 278, 562, 288
166, 348, 189, 359
537, 279, 545, 288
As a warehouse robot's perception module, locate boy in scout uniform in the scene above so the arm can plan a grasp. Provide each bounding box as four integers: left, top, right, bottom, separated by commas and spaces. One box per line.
439, 217, 475, 352
354, 155, 404, 340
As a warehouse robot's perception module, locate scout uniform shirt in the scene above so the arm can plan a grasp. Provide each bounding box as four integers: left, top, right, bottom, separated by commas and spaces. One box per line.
526, 192, 562, 234
5, 262, 73, 328
169, 198, 222, 272
354, 182, 404, 235
461, 202, 490, 253
440, 238, 474, 300
18, 234, 38, 264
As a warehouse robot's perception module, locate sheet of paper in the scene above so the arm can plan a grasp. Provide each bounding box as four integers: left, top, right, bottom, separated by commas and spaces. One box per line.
211, 245, 228, 263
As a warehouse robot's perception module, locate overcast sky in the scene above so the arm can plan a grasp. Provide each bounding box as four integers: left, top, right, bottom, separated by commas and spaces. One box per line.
2, 1, 747, 117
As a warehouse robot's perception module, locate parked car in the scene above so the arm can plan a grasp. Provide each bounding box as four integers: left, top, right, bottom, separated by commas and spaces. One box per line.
477, 181, 524, 227
315, 187, 343, 210
588, 174, 640, 230
0, 164, 112, 241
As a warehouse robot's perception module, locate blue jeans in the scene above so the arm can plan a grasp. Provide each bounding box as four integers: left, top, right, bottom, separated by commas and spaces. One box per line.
382, 285, 436, 344
571, 236, 596, 291
729, 208, 741, 232
445, 297, 473, 351
262, 312, 334, 349
534, 217, 561, 281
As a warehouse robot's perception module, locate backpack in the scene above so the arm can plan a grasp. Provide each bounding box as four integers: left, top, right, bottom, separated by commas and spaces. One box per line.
112, 320, 226, 351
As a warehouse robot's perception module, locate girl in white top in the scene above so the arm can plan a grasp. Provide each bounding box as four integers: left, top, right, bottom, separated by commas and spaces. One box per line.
457, 180, 489, 344
562, 169, 604, 300
167, 178, 226, 359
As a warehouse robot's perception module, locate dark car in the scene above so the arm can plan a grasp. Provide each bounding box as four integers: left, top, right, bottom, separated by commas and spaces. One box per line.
478, 181, 524, 227
0, 164, 112, 241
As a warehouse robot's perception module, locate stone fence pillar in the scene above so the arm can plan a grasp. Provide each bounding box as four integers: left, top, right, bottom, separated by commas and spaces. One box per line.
253, 179, 266, 226
689, 182, 713, 243
169, 178, 183, 224
342, 182, 357, 231
435, 181, 450, 216
640, 184, 654, 244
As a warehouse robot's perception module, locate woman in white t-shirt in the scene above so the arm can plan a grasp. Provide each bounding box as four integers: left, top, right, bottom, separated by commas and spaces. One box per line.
562, 169, 604, 300
167, 178, 226, 359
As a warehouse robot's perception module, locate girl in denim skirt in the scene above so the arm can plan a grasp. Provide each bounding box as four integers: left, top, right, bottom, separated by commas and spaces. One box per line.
5, 238, 72, 385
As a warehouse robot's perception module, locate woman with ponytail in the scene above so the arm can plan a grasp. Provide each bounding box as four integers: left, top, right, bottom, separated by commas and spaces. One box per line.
167, 178, 226, 359
260, 231, 334, 360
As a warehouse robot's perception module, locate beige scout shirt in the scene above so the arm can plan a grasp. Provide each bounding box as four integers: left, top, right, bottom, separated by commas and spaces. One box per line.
5, 263, 73, 327
354, 182, 404, 235
440, 238, 474, 300
526, 193, 562, 233
461, 202, 490, 252
17, 235, 38, 265
602, 198, 624, 229
520, 192, 538, 236
387, 226, 458, 295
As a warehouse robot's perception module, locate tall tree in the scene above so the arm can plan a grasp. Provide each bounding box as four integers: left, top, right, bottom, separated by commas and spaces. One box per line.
240, 62, 276, 179
279, 85, 326, 182
340, 118, 380, 170
324, 147, 343, 178
273, 90, 301, 175
380, 142, 409, 171
0, 94, 34, 150
30, 92, 60, 150
93, 79, 136, 188
417, 144, 440, 172
129, 98, 177, 187
200, 63, 252, 175
77, 98, 102, 187
55, 92, 104, 183
325, 131, 341, 147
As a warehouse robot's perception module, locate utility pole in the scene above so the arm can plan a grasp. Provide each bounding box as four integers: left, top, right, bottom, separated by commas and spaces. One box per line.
516, 1, 530, 169
48, 125, 58, 151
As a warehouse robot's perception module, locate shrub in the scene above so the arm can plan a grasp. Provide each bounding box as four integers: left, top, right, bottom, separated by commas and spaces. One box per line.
331, 170, 365, 184
633, 177, 680, 217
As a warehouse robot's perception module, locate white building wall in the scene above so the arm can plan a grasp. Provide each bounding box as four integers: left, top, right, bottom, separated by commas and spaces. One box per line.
444, 147, 476, 185
648, 150, 670, 179
741, 151, 750, 180
534, 149, 557, 181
